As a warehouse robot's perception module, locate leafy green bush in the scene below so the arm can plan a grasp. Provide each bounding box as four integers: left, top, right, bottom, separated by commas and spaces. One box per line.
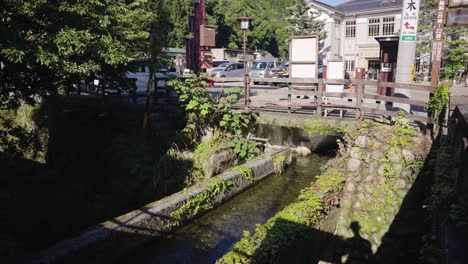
229, 136, 260, 160
426, 85, 449, 122
168, 75, 257, 144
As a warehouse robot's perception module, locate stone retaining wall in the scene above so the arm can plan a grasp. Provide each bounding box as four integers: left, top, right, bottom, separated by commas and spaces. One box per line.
32, 148, 291, 264
334, 121, 431, 258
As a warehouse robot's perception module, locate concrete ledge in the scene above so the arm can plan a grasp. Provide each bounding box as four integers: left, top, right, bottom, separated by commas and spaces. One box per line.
32, 148, 291, 263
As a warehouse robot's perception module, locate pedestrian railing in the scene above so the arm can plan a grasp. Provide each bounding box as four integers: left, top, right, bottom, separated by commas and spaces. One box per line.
211, 77, 436, 124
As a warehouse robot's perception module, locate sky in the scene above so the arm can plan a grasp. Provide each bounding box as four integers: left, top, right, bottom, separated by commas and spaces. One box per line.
316, 0, 347, 6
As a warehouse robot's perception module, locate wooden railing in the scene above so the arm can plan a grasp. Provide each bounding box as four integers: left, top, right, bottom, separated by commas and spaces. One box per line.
211, 77, 436, 123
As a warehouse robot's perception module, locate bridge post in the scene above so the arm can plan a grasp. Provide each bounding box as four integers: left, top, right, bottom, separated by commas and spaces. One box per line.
356, 81, 363, 120
317, 79, 323, 117
288, 83, 292, 115
246, 76, 251, 108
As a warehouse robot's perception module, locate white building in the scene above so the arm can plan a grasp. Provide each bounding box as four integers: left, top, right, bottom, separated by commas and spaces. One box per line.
309, 0, 403, 78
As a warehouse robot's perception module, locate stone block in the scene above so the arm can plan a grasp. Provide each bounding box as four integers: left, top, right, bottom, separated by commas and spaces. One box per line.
387, 148, 402, 163
294, 146, 311, 156
397, 189, 409, 198
353, 201, 361, 209
368, 162, 379, 173
392, 163, 403, 174
347, 158, 361, 172
350, 147, 362, 159
402, 149, 415, 162
355, 136, 368, 148
345, 182, 355, 192
371, 150, 385, 160
393, 179, 407, 190
377, 164, 386, 176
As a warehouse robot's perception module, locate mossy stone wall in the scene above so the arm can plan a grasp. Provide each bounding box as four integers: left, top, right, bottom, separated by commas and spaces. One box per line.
335, 122, 431, 254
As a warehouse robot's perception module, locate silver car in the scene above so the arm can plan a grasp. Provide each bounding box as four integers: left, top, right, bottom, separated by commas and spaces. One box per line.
249, 58, 280, 84
215, 63, 245, 78
208, 62, 230, 76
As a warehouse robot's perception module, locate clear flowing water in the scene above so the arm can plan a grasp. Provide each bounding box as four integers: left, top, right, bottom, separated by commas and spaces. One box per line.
119, 155, 328, 264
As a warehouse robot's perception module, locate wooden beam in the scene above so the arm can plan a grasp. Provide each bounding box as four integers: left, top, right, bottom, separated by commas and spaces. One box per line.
362, 94, 427, 107
377, 81, 434, 92
361, 107, 429, 123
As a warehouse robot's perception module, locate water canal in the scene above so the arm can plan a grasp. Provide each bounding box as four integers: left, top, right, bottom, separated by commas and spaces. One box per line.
118, 154, 329, 263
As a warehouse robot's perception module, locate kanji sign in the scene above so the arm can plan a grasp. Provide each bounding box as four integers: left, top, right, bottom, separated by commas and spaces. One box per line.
446, 8, 468, 25
431, 0, 447, 87
449, 0, 468, 7
401, 0, 420, 42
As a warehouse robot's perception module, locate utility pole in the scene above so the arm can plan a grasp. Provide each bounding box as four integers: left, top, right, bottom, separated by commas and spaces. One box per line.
186, 0, 205, 75
394, 0, 421, 112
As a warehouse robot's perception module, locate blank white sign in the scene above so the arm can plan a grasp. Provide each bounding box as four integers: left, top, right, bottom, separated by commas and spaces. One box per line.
327, 61, 344, 79
290, 64, 316, 78
291, 38, 317, 62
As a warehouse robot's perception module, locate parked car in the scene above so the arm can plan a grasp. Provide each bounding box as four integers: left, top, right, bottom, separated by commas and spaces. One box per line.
215, 63, 245, 78
267, 61, 289, 86
212, 60, 230, 68
208, 62, 230, 76
126, 62, 181, 95
249, 58, 280, 84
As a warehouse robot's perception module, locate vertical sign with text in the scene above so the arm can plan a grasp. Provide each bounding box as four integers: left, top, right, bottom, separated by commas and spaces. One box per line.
431, 0, 446, 86
401, 0, 420, 42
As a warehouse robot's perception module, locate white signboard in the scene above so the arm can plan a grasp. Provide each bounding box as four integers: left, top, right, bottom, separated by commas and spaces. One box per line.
290, 38, 317, 63
400, 0, 420, 42
326, 60, 344, 93
290, 64, 317, 78
289, 36, 318, 78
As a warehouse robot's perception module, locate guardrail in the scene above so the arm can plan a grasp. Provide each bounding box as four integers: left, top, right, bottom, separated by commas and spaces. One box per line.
211, 77, 435, 124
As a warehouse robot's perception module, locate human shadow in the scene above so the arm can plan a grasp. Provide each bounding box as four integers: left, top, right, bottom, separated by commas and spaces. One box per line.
340, 222, 372, 264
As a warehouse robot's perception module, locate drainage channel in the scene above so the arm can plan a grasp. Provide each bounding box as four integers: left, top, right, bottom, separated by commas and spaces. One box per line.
118, 154, 329, 263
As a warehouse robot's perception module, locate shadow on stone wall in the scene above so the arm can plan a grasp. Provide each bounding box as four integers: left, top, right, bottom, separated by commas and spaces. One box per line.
221, 141, 437, 264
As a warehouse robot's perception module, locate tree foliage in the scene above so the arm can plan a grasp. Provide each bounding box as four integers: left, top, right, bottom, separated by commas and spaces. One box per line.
0, 0, 170, 109
288, 0, 326, 40
417, 0, 467, 76
205, 0, 296, 59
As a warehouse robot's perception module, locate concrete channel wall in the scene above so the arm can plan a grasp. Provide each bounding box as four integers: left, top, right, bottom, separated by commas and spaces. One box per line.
32, 148, 292, 264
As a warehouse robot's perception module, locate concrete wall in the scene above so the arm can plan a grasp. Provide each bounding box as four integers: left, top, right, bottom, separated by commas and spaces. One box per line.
32, 149, 292, 264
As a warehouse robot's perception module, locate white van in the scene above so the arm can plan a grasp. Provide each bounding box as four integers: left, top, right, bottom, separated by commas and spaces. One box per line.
126, 62, 180, 94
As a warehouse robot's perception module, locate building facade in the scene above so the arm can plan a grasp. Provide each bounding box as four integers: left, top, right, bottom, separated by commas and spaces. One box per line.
309, 0, 403, 78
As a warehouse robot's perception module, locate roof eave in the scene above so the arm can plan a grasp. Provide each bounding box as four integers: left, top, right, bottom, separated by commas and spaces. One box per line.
309, 1, 345, 16
342, 7, 402, 16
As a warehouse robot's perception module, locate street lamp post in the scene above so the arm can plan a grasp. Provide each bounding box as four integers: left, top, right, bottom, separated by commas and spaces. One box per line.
239, 16, 252, 107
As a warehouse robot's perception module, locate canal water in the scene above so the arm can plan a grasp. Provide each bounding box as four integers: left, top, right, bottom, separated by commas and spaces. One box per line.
119, 154, 329, 263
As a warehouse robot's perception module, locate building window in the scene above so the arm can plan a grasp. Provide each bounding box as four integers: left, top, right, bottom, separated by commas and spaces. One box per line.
345, 60, 355, 71
382, 16, 395, 36
345, 21, 356, 38
368, 18, 380, 37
